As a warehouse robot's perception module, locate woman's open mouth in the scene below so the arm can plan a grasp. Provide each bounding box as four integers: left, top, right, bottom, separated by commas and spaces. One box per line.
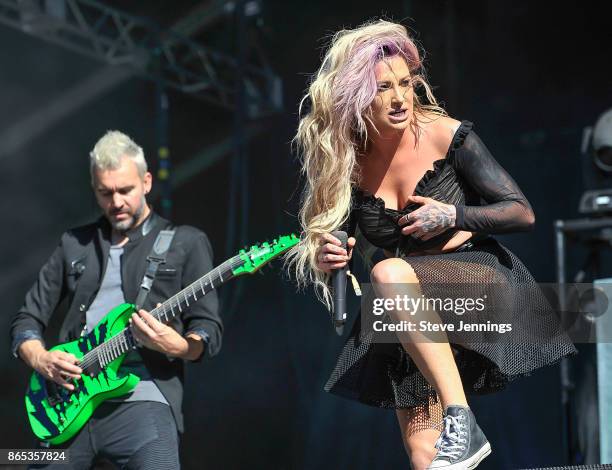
388, 109, 408, 122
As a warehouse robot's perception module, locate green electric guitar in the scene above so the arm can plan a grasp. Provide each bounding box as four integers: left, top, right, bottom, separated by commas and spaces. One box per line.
25, 234, 299, 444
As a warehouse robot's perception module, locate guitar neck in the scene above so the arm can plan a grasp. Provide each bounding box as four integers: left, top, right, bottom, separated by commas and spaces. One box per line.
150, 254, 240, 323
84, 254, 242, 370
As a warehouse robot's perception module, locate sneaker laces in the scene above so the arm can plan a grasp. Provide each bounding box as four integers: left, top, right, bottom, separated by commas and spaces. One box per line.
433, 414, 467, 461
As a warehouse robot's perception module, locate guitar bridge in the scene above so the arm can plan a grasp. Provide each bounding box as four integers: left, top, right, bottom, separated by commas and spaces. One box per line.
45, 380, 63, 407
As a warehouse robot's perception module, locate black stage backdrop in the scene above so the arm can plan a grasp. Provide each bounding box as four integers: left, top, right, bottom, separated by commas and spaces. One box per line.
1, 1, 610, 469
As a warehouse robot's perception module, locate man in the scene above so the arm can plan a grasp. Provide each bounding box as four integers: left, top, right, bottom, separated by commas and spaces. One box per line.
11, 130, 222, 469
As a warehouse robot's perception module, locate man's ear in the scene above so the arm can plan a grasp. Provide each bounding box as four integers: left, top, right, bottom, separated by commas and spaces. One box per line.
143, 171, 153, 194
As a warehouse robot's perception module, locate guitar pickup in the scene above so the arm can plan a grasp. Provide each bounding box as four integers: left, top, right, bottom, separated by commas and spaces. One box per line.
82, 361, 101, 377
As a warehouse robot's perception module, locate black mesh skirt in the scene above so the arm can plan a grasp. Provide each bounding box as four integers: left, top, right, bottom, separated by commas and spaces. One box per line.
325, 236, 577, 409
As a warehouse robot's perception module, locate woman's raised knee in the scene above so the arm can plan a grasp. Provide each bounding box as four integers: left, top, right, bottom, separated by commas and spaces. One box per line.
370, 258, 418, 284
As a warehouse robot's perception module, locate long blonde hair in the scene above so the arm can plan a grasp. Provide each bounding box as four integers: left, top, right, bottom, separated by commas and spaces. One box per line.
286, 19, 446, 309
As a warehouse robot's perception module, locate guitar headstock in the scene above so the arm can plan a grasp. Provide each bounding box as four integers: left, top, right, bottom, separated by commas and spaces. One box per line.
232, 234, 299, 276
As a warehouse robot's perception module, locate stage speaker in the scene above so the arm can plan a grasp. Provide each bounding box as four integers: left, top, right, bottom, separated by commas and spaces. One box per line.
569, 280, 612, 464
594, 279, 612, 464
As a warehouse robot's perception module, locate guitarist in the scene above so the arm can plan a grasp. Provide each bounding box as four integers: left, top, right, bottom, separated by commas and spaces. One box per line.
10, 130, 222, 469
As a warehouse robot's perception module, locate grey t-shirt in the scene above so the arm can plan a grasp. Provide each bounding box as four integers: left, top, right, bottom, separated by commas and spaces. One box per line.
85, 245, 168, 405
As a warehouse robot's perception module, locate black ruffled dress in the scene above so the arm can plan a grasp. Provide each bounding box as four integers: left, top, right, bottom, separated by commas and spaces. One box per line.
325, 120, 577, 409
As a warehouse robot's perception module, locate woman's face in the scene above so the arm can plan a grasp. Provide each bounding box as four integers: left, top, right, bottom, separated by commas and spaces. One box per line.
367, 55, 414, 135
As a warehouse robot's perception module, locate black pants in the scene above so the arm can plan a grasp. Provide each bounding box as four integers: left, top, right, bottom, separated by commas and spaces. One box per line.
32, 401, 180, 470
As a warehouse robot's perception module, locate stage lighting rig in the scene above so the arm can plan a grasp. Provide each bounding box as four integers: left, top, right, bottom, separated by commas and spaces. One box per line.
580, 108, 612, 215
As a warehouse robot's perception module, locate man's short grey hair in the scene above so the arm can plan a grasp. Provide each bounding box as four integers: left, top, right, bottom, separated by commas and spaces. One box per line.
89, 130, 147, 182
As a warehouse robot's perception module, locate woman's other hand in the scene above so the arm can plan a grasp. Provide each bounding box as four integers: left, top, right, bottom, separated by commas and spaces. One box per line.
398, 195, 456, 241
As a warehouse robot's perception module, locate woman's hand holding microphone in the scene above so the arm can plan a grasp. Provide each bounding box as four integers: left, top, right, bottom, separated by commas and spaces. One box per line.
316, 233, 356, 273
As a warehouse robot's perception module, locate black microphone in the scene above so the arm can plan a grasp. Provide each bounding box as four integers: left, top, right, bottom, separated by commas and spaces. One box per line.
331, 230, 348, 336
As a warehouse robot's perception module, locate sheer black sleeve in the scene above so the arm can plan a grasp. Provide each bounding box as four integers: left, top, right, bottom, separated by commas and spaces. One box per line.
452, 131, 535, 233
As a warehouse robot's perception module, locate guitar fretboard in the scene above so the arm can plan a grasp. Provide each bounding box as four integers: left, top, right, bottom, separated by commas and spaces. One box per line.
81, 254, 242, 370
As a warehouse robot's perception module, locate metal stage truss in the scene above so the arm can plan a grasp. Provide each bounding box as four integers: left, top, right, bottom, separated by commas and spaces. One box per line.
0, 0, 282, 117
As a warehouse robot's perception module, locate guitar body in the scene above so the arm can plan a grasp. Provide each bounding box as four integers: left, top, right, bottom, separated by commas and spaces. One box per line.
25, 303, 140, 444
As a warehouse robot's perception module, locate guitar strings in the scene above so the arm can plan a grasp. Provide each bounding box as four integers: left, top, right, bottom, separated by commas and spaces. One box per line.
78, 255, 244, 371
79, 239, 289, 370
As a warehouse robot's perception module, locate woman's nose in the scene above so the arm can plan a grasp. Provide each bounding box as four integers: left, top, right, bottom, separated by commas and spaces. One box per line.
391, 85, 405, 103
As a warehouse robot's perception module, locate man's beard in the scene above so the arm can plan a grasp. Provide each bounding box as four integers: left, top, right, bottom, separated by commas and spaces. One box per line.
109, 195, 146, 232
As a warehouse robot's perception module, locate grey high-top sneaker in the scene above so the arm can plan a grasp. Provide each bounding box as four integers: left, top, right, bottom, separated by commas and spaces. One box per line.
427, 405, 491, 469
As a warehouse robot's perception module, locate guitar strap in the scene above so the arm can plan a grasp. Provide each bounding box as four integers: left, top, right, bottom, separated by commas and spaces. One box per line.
134, 229, 176, 310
